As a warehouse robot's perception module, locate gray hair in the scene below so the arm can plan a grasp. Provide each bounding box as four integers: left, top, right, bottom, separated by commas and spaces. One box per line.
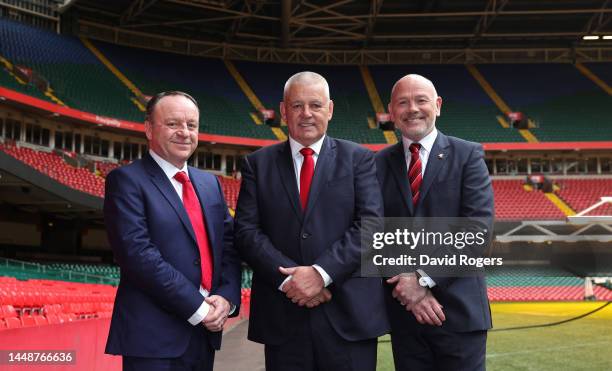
283, 71, 330, 100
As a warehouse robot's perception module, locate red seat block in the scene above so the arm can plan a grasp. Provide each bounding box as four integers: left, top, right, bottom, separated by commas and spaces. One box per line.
4, 317, 21, 329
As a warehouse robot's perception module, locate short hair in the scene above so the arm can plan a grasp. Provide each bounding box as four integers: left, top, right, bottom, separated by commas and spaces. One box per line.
283, 71, 330, 100
145, 91, 199, 122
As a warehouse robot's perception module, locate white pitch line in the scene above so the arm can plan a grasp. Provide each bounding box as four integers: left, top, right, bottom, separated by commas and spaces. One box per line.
487, 340, 612, 358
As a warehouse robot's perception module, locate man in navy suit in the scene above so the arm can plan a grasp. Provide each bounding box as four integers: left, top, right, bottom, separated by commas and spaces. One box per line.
104, 91, 241, 371
376, 75, 494, 370
235, 72, 389, 371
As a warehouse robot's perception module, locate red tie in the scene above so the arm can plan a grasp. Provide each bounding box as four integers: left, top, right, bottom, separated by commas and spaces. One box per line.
408, 143, 422, 207
174, 171, 213, 291
299, 147, 315, 212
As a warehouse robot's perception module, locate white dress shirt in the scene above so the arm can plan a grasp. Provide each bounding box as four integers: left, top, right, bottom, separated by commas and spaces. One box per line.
278, 136, 333, 291
149, 150, 211, 326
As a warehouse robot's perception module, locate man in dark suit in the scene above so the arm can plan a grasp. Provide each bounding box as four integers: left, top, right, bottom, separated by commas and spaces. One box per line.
104, 91, 241, 371
235, 72, 389, 371
376, 75, 494, 370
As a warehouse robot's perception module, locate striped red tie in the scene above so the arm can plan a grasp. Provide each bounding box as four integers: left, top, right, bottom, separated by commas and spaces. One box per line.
174, 171, 213, 291
408, 143, 422, 207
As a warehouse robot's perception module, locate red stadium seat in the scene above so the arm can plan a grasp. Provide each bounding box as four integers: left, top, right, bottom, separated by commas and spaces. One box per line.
20, 315, 37, 327
4, 317, 21, 329
46, 314, 60, 324
0, 304, 18, 318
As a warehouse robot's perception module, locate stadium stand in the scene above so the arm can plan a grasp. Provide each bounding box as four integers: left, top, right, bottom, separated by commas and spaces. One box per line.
0, 18, 141, 121
492, 179, 567, 220
0, 56, 53, 102
369, 65, 525, 143
0, 142, 105, 197
0, 275, 115, 330
94, 160, 120, 178
476, 64, 612, 142
486, 265, 612, 301
235, 61, 387, 143
0, 258, 118, 285
90, 40, 278, 140
45, 263, 120, 281
584, 63, 612, 87
217, 176, 240, 210
555, 178, 612, 214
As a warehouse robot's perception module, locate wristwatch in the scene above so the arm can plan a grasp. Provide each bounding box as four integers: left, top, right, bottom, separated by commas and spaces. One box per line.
415, 269, 436, 288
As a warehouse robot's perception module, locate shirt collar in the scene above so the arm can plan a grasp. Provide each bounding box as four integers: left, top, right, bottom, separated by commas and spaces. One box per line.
149, 149, 189, 180
402, 127, 438, 157
289, 134, 326, 158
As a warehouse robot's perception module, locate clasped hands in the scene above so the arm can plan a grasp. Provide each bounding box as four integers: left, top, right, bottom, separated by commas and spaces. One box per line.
387, 273, 446, 326
201, 295, 230, 332
279, 266, 332, 308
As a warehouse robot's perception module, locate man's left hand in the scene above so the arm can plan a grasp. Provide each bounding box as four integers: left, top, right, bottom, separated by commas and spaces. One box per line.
387, 273, 427, 308
279, 266, 324, 305
202, 295, 230, 332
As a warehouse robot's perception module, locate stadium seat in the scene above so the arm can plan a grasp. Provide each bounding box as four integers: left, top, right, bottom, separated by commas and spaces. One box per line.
4, 316, 21, 329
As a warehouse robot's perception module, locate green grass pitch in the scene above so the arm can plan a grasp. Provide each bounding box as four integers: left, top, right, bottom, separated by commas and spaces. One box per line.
376, 302, 612, 370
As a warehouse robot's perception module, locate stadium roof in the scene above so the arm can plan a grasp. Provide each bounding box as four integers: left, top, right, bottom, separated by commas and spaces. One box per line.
68, 0, 612, 51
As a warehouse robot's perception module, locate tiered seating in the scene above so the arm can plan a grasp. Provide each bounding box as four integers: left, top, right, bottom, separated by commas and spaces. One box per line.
486, 265, 612, 301
477, 63, 612, 141
95, 160, 120, 178
0, 276, 115, 330
584, 62, 612, 86
91, 40, 277, 139
555, 178, 612, 214
0, 142, 105, 197
0, 58, 53, 102
0, 18, 141, 121
236, 61, 387, 143
0, 258, 118, 285
45, 263, 120, 281
492, 179, 566, 220
369, 65, 524, 143
241, 265, 252, 289
217, 176, 240, 210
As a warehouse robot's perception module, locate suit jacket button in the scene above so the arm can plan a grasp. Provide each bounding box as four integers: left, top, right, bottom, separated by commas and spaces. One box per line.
302, 233, 310, 239
194, 259, 201, 266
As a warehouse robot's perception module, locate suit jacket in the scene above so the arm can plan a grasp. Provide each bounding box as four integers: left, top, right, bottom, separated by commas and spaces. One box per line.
235, 137, 390, 345
375, 131, 494, 333
104, 153, 241, 358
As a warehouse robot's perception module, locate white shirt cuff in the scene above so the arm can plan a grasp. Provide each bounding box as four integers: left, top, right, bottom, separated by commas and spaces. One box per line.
187, 286, 210, 325
313, 264, 332, 287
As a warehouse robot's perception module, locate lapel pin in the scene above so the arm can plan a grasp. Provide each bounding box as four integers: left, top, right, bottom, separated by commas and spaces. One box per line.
437, 153, 445, 159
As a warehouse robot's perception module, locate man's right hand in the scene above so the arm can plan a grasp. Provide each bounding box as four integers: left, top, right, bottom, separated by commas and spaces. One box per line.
387, 273, 427, 308
408, 290, 445, 326
201, 295, 230, 332
305, 288, 332, 308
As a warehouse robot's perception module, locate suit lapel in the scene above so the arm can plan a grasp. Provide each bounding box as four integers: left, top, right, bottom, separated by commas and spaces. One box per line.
418, 132, 450, 206
143, 154, 198, 245
387, 142, 414, 215
304, 137, 335, 222
190, 169, 220, 273
276, 141, 304, 223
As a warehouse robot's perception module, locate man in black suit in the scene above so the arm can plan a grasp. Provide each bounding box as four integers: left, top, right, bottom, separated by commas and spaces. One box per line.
235, 71, 389, 371
376, 75, 494, 370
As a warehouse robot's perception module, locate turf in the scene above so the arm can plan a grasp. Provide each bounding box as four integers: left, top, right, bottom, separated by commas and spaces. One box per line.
377, 302, 612, 370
